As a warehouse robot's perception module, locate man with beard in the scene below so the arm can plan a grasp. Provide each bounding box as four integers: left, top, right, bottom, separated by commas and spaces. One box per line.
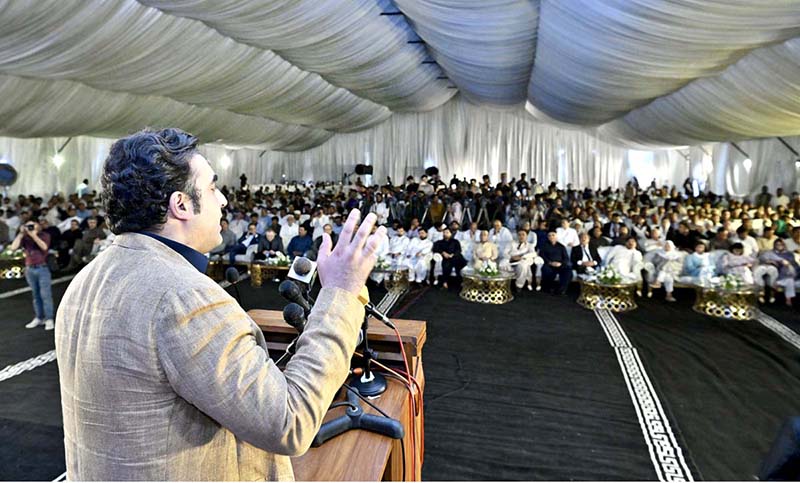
432, 228, 466, 289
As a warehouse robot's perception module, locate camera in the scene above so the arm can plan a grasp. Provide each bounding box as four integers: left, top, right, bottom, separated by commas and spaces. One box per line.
25, 223, 35, 230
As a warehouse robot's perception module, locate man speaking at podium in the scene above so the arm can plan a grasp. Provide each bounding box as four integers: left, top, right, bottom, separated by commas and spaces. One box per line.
55, 128, 387, 480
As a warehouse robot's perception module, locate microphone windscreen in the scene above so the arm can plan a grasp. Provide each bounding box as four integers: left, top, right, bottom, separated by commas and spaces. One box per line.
225, 267, 240, 284
278, 279, 300, 299
293, 257, 312, 276
282, 303, 306, 333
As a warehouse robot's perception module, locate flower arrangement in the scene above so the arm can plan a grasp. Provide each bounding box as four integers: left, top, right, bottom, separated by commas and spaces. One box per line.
0, 248, 23, 261
375, 256, 391, 270
717, 274, 743, 290
267, 252, 290, 267
477, 260, 500, 277
596, 265, 622, 284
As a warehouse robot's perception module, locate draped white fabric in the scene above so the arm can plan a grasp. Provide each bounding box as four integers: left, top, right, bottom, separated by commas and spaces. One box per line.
0, 74, 331, 151
2, 0, 800, 168
599, 37, 800, 146
529, 0, 800, 126
137, 0, 455, 111
0, 0, 454, 149
394, 0, 537, 105
8, 97, 797, 200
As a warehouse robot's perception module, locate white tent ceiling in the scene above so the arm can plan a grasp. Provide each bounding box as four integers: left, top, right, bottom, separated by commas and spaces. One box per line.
0, 0, 799, 150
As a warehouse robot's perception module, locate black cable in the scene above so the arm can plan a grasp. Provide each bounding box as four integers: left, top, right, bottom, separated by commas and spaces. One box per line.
328, 401, 358, 411
343, 383, 405, 481
342, 383, 391, 418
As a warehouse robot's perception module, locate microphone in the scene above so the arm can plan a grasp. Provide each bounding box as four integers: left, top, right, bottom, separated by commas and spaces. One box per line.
282, 302, 306, 334
279, 280, 311, 315
225, 267, 243, 306
225, 267, 240, 284
288, 256, 317, 287
357, 286, 396, 329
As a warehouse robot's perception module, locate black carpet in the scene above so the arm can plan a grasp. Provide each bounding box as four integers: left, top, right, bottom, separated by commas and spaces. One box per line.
395, 286, 657, 481
616, 290, 800, 481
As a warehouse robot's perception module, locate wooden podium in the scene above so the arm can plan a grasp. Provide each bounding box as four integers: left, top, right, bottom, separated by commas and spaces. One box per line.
248, 310, 427, 481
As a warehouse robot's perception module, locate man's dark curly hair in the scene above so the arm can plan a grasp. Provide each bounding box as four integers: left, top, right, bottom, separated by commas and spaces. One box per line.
101, 128, 201, 234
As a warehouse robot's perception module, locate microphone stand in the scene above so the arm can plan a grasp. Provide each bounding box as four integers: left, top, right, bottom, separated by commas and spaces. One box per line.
348, 313, 386, 397
312, 314, 403, 447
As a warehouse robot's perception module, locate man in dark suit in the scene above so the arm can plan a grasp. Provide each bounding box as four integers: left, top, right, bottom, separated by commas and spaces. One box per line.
603, 213, 624, 239
254, 228, 284, 261
228, 222, 261, 265
571, 232, 602, 275
540, 230, 572, 295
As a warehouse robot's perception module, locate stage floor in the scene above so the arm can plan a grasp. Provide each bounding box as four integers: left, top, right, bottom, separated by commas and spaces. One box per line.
1, 274, 799, 480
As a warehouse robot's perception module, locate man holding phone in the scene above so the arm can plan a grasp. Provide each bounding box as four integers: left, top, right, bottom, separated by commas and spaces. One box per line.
10, 221, 55, 330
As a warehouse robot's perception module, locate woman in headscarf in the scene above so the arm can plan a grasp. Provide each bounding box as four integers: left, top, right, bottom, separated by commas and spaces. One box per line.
649, 241, 684, 302
759, 238, 799, 306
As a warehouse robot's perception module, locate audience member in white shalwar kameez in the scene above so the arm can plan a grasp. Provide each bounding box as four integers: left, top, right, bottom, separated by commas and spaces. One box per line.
456, 222, 481, 262
489, 219, 514, 262
472, 231, 499, 271
555, 218, 580, 250
403, 228, 433, 283
428, 224, 446, 244
606, 237, 651, 294
229, 212, 248, 239
369, 224, 392, 284
732, 227, 759, 257
642, 228, 666, 253
649, 241, 683, 302
370, 194, 390, 226
507, 229, 541, 291
310, 210, 330, 240
279, 215, 299, 251
387, 227, 410, 263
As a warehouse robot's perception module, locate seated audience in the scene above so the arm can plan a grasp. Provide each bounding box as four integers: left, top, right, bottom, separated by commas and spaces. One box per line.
683, 241, 716, 281
760, 239, 799, 307
472, 230, 499, 271
571, 232, 601, 277
254, 228, 285, 261
540, 230, 572, 295
432, 228, 466, 289
507, 229, 541, 291
210, 219, 237, 257
228, 222, 261, 265
403, 228, 433, 284
649, 241, 683, 302
286, 225, 313, 259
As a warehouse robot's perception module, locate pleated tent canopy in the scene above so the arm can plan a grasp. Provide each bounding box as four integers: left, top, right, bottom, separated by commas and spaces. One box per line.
1, 0, 800, 197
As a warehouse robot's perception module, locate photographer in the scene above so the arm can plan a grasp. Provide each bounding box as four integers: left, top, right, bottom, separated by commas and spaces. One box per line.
11, 220, 55, 330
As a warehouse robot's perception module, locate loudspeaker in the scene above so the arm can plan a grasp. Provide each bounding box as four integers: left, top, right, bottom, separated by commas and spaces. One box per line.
355, 164, 373, 175
425, 166, 439, 177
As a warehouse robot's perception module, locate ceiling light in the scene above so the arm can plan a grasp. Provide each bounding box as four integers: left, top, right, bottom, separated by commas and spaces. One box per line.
53, 154, 65, 168
743, 158, 752, 171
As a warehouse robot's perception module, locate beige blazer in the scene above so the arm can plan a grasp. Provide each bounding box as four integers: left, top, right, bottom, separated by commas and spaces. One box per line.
55, 233, 363, 480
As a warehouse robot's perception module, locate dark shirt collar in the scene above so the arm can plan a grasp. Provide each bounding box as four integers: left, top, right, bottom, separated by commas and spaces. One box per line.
140, 231, 208, 273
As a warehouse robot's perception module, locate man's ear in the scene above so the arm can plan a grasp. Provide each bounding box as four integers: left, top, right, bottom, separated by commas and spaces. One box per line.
168, 191, 194, 221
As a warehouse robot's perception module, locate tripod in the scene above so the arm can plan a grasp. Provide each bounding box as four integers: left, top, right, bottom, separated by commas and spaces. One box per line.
312, 313, 403, 446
